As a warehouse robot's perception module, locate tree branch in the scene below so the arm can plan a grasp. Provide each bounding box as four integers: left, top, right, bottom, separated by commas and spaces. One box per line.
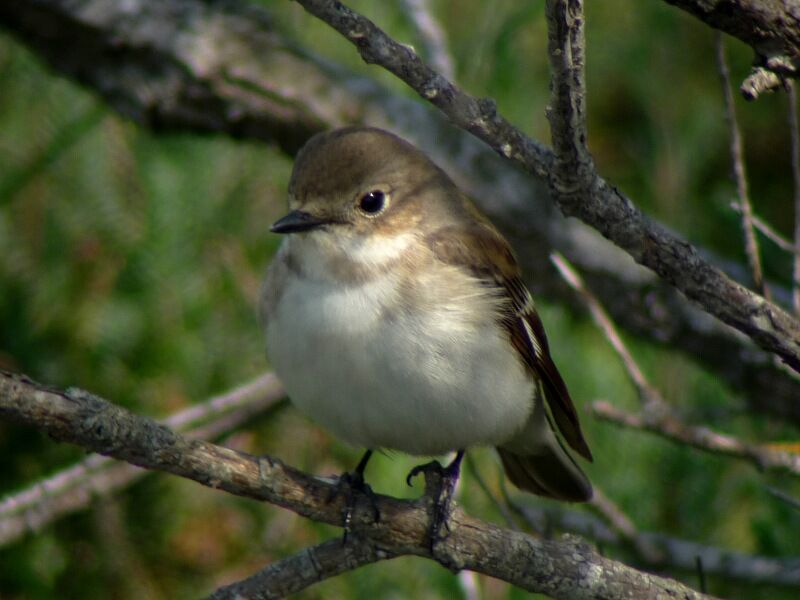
551, 252, 800, 478
545, 0, 593, 193
660, 0, 800, 99
209, 536, 393, 599
717, 33, 767, 296
730, 202, 800, 256
511, 497, 800, 587
2, 0, 800, 424
0, 373, 284, 547
470, 456, 800, 586
593, 400, 800, 478
0, 369, 718, 599
399, 0, 454, 80
790, 80, 800, 314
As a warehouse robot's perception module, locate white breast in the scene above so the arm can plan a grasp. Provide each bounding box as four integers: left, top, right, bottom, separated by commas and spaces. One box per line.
263, 237, 535, 456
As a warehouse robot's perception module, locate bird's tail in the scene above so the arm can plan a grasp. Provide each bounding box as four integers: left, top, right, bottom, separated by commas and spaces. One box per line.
497, 383, 592, 502
496, 445, 591, 502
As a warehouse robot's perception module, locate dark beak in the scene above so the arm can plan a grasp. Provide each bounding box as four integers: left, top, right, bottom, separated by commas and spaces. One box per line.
270, 210, 329, 234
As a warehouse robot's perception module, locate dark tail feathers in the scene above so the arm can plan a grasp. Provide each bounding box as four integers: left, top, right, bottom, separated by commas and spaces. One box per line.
497, 446, 592, 502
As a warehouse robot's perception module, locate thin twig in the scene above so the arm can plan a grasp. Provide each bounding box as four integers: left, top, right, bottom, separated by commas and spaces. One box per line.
0, 373, 284, 547
766, 486, 800, 512
464, 454, 518, 530
717, 33, 767, 297
789, 80, 800, 314
399, 0, 454, 80
589, 488, 662, 564
592, 400, 800, 478
551, 252, 800, 478
550, 252, 658, 408
730, 203, 800, 256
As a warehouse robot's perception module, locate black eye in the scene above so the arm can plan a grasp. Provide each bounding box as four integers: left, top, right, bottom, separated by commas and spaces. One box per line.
358, 190, 386, 214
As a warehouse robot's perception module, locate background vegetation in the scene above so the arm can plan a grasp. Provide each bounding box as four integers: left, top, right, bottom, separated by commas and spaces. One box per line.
1, 1, 798, 598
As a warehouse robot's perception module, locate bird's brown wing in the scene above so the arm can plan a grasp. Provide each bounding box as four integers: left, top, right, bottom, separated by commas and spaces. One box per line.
426, 221, 593, 462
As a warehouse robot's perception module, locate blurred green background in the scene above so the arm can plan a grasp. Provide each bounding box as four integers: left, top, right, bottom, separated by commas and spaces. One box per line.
1, 1, 798, 598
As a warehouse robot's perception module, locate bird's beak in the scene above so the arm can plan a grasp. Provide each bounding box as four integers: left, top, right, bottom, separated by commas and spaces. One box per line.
270, 210, 329, 234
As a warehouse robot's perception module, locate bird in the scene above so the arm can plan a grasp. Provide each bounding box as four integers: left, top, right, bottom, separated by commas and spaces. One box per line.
259, 126, 593, 516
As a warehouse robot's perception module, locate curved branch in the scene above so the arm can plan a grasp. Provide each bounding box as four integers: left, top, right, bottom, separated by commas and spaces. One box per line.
2, 0, 800, 424
0, 369, 717, 600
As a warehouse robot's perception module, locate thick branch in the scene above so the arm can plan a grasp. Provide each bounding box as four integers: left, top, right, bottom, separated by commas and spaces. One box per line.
0, 370, 717, 600
2, 0, 800, 423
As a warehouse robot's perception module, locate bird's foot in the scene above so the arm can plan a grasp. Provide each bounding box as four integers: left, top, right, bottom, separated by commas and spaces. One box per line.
406, 450, 465, 550
326, 450, 380, 542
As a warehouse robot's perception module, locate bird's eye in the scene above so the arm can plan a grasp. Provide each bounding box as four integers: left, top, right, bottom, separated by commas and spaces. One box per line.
358, 190, 387, 215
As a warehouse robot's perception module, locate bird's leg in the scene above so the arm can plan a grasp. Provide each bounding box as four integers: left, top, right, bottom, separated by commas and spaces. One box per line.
328, 449, 380, 542
406, 450, 465, 549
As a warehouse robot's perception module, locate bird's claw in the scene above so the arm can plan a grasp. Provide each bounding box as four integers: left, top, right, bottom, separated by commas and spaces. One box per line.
406, 451, 465, 550
327, 467, 380, 544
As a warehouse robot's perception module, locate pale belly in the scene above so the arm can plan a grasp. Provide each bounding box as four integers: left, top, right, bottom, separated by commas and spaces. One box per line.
266, 273, 535, 455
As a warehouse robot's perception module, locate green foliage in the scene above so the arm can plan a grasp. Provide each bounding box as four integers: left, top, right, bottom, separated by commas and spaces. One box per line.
1, 1, 799, 599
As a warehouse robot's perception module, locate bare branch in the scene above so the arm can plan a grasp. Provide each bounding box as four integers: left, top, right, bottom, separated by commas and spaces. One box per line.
545, 0, 593, 194
790, 81, 800, 314
470, 456, 797, 587
399, 0, 454, 80
511, 498, 800, 587
0, 369, 717, 599
3, 0, 800, 422
588, 489, 662, 564
730, 203, 800, 256
293, 0, 800, 373
209, 536, 393, 599
0, 374, 284, 547
659, 0, 800, 99
766, 486, 800, 512
464, 454, 519, 530
552, 251, 800, 477
551, 252, 659, 406
593, 400, 800, 478
716, 33, 767, 296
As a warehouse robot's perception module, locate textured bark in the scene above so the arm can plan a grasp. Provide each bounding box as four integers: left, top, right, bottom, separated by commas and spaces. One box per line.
1, 0, 800, 424
662, 0, 800, 98
661, 0, 800, 61
209, 537, 394, 599
0, 370, 719, 600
